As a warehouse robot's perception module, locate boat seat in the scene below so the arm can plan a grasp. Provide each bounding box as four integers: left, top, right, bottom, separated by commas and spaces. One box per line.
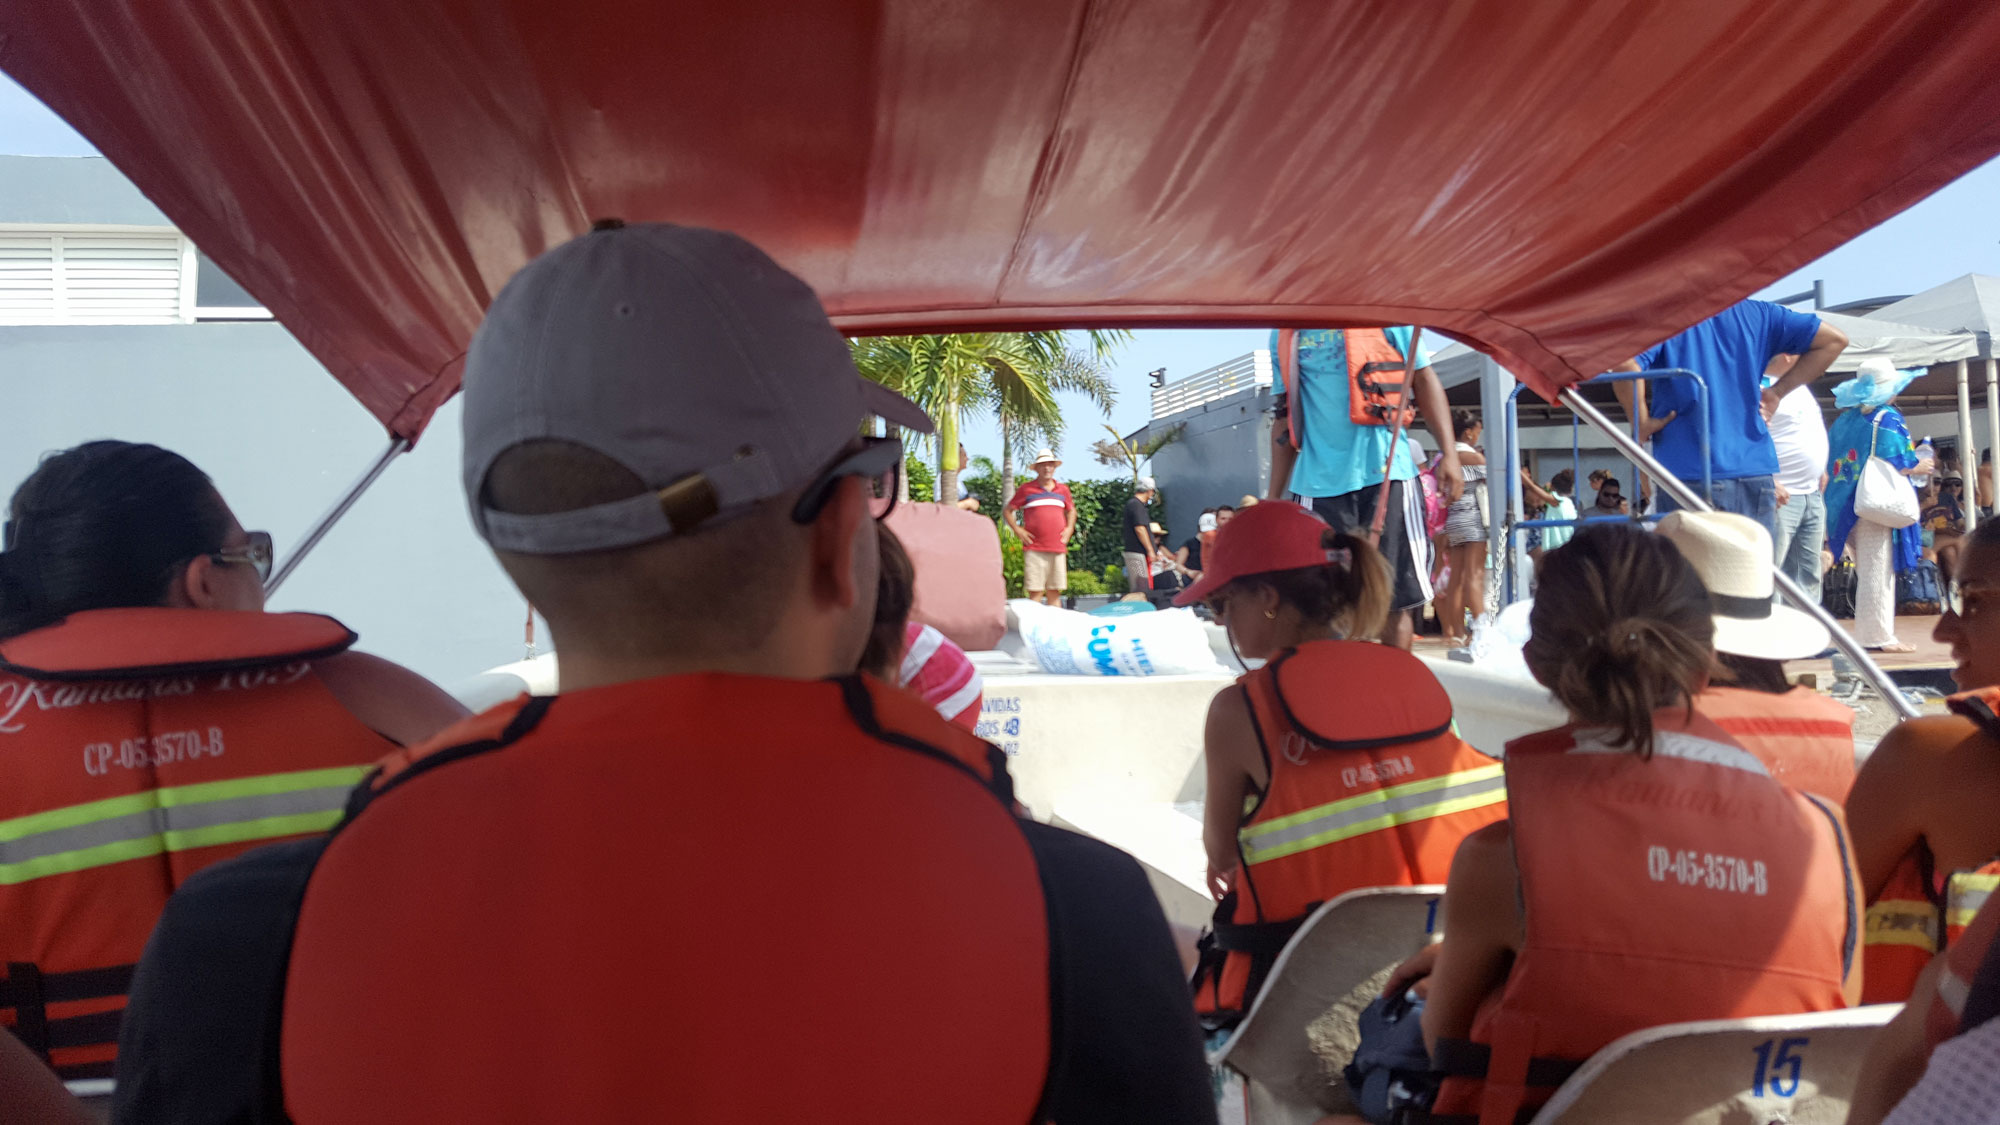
1528, 1004, 1898, 1124
1209, 885, 1444, 1125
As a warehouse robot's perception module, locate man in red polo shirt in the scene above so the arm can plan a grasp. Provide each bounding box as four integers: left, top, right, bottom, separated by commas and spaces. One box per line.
1003, 448, 1077, 606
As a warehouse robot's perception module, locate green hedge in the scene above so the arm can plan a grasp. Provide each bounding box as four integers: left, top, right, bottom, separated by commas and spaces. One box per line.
905, 456, 936, 504
958, 470, 1162, 589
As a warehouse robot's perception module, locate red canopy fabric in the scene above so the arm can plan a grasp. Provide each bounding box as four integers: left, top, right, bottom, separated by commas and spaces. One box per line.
7, 1, 2000, 439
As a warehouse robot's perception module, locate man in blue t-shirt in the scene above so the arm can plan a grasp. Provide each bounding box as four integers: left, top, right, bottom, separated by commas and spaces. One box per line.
1611, 299, 1847, 535
1265, 327, 1463, 650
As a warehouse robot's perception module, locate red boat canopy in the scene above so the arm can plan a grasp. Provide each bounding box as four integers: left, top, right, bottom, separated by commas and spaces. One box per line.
7, 1, 2000, 439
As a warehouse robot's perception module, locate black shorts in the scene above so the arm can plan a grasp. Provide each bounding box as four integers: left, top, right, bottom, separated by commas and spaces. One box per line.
1310, 481, 1426, 611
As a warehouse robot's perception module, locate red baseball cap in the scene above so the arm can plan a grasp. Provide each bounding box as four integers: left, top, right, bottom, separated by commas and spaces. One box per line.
1173, 501, 1338, 606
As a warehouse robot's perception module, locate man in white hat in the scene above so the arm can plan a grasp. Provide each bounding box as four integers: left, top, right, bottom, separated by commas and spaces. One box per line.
1002, 447, 1076, 606
1659, 510, 1856, 803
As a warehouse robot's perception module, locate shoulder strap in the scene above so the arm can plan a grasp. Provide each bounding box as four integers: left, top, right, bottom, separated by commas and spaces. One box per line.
1950, 689, 2000, 742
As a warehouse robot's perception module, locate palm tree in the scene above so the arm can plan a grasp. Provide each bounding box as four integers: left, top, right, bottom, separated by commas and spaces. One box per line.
1092, 421, 1184, 486
995, 330, 1126, 491
850, 331, 1124, 504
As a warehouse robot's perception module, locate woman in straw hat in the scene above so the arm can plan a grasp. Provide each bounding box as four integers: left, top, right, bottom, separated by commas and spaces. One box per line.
1659, 511, 1855, 803
1825, 358, 1928, 652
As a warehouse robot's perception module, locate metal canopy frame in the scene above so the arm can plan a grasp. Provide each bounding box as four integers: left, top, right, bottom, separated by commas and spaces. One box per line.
263, 436, 411, 596
1558, 390, 1919, 721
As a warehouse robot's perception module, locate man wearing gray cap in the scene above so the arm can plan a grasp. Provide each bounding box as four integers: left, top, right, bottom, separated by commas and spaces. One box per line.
111, 223, 1215, 1124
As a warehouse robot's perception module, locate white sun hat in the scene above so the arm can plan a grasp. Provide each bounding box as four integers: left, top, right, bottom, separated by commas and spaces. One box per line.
1656, 511, 1828, 661
1030, 448, 1061, 466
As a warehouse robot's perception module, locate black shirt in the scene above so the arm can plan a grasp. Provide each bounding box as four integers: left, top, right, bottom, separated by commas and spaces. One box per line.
1123, 496, 1151, 553
1181, 536, 1204, 572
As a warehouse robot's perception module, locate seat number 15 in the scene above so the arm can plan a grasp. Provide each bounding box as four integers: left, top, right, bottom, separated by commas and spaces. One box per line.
1750, 1036, 1809, 1098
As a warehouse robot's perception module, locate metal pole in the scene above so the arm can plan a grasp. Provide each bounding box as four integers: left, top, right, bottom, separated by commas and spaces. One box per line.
1986, 356, 1998, 526
264, 436, 412, 596
1559, 388, 1919, 720
1960, 360, 1979, 535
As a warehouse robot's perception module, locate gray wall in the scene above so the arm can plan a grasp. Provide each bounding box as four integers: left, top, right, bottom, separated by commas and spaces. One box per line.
1148, 386, 1273, 543
0, 324, 530, 687
0, 156, 169, 225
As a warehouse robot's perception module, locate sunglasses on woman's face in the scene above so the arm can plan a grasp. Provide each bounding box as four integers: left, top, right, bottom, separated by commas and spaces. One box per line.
210, 530, 274, 582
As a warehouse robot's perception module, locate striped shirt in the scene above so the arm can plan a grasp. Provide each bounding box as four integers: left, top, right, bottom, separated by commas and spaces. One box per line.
899, 623, 983, 733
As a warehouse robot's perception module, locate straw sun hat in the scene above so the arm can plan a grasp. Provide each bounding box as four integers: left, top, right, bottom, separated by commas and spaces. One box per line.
1655, 511, 1828, 661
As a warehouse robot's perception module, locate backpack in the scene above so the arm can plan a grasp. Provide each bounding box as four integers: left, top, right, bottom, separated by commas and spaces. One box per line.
1417, 454, 1449, 537
1822, 560, 1857, 619
1897, 558, 1943, 616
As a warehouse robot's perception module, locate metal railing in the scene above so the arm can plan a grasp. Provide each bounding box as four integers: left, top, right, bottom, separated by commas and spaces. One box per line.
1498, 369, 1711, 603
1150, 351, 1270, 419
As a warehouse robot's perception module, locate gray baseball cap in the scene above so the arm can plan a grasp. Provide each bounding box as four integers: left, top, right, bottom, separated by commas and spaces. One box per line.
461, 222, 932, 554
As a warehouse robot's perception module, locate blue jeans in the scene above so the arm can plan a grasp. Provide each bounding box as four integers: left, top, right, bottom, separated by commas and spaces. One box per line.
1658, 474, 1777, 538
1772, 488, 1827, 606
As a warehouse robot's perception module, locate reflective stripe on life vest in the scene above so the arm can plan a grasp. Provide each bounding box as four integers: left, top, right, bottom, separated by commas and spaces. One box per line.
0, 765, 365, 884
1238, 763, 1504, 865
1950, 872, 2000, 933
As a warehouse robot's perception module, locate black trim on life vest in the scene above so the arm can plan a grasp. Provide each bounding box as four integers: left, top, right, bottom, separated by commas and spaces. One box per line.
56, 1060, 116, 1082
338, 695, 558, 829
1236, 683, 1272, 924
835, 675, 1016, 808
1427, 1036, 1583, 1089
1801, 792, 1860, 977
1267, 648, 1456, 752
1950, 692, 2000, 742
0, 961, 135, 1063
835, 674, 1060, 1123
1211, 913, 1306, 959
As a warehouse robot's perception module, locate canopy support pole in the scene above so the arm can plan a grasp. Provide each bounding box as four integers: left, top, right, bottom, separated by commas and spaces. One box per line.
1559, 388, 1918, 721
1986, 357, 1998, 529
264, 436, 412, 596
1960, 360, 1979, 534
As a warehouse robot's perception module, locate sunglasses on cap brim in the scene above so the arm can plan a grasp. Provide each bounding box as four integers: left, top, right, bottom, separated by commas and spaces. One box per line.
791, 436, 902, 525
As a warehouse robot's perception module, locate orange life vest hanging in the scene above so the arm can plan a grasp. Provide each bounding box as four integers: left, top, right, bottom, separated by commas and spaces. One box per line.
1865, 686, 2000, 1005
1191, 640, 1506, 1028
1427, 712, 1857, 1125
1276, 328, 1420, 449
0, 608, 390, 1082
1696, 685, 1857, 802
281, 674, 1051, 1123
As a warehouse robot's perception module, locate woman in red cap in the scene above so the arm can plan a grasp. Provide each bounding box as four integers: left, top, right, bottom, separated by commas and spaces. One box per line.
1176, 502, 1507, 1030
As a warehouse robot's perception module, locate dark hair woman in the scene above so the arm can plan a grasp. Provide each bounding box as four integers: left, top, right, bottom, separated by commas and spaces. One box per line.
1176, 500, 1506, 1032
1412, 525, 1858, 1124
0, 441, 466, 1079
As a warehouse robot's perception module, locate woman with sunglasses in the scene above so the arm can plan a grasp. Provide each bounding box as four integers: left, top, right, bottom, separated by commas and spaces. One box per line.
0, 440, 465, 1084
1175, 501, 1505, 1035
1844, 515, 2000, 1002
1848, 516, 2000, 1120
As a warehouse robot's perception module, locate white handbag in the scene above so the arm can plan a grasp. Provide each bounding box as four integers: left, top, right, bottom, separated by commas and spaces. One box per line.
1855, 411, 1920, 529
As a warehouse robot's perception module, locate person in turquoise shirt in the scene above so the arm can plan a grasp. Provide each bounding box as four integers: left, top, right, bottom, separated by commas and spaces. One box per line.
1266, 327, 1463, 649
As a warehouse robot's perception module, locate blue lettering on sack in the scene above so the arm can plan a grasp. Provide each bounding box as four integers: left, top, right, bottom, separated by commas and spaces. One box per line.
981, 696, 1021, 714
1088, 625, 1120, 676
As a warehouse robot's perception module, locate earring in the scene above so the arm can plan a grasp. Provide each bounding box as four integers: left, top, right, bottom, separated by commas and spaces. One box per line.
1264, 608, 1277, 619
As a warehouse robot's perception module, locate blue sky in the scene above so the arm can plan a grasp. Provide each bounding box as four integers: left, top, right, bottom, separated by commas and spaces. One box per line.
8, 72, 1998, 474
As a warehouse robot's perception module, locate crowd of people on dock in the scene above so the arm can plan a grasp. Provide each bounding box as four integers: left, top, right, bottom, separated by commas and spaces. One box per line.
0, 224, 1996, 1124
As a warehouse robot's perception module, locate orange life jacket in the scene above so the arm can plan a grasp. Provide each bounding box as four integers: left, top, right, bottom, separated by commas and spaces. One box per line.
1192, 641, 1506, 1028
0, 608, 389, 1082
1696, 685, 1857, 802
1276, 327, 1420, 448
281, 674, 1051, 1122
1865, 686, 2000, 1006
1429, 712, 1858, 1125
1928, 883, 2000, 1052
